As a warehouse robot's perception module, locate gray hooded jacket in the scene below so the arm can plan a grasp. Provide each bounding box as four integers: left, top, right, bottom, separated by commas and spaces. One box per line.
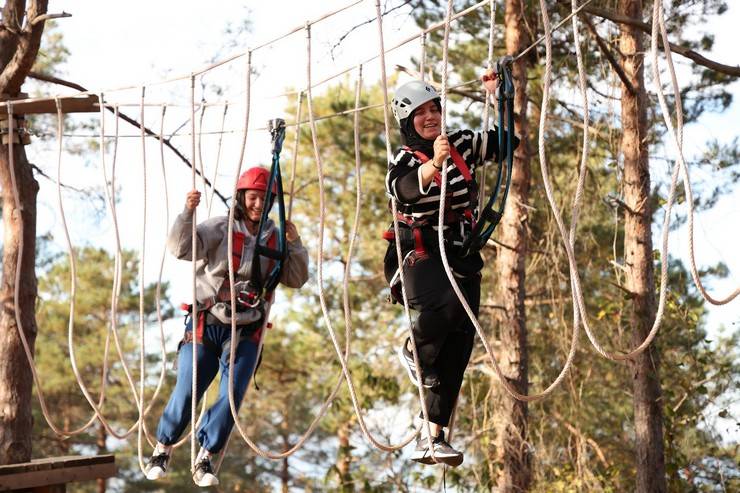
168, 208, 309, 324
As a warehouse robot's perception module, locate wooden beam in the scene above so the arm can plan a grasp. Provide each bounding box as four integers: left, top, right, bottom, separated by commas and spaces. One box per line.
0, 455, 116, 490
0, 94, 99, 114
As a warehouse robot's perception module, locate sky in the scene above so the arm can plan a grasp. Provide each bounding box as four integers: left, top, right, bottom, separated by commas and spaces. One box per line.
9, 0, 740, 475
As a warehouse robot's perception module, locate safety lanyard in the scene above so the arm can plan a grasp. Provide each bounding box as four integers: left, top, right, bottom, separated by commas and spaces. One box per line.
249, 118, 288, 298
460, 57, 515, 257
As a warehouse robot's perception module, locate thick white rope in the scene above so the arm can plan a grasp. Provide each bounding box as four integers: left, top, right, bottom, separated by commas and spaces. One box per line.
4, 102, 105, 438
449, 0, 497, 447
374, 0, 437, 457
419, 32, 427, 80
197, 102, 210, 213
650, 0, 738, 306
287, 91, 303, 222
431, 1, 581, 403
135, 87, 149, 473
189, 74, 199, 471
315, 63, 420, 452
534, 3, 678, 362
207, 103, 229, 219
224, 36, 346, 460
56, 98, 146, 439
477, 0, 496, 224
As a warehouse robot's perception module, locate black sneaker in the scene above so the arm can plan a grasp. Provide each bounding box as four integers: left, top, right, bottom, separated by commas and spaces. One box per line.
192, 457, 219, 487
410, 431, 464, 467
144, 451, 170, 480
397, 338, 440, 389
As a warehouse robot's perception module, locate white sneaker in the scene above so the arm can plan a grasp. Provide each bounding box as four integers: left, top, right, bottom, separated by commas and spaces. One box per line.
192, 457, 220, 487
144, 451, 170, 480
410, 431, 464, 467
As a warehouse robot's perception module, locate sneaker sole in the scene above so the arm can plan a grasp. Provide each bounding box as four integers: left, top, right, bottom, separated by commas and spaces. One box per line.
194, 475, 220, 487
145, 467, 166, 480
410, 448, 463, 466
437, 453, 464, 468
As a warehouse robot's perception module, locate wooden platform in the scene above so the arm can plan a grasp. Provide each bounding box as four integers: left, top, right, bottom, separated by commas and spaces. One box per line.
0, 455, 116, 492
0, 95, 100, 115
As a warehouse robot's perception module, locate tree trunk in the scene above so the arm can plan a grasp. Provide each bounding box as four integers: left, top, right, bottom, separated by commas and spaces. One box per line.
0, 0, 49, 466
97, 423, 107, 493
0, 129, 39, 465
618, 1, 667, 491
492, 1, 533, 491
280, 420, 290, 493
336, 422, 353, 493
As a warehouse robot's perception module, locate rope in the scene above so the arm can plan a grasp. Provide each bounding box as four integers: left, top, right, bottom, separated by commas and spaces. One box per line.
140, 104, 174, 444
100, 104, 154, 440
375, 0, 439, 458
223, 31, 346, 461
477, 0, 497, 217
0, 1, 366, 110
207, 103, 229, 218
287, 91, 303, 222
430, 1, 581, 403
136, 87, 149, 473
650, 0, 739, 306
533, 3, 679, 363
419, 32, 427, 80
197, 102, 210, 212
4, 102, 88, 438
313, 60, 420, 453
189, 75, 199, 471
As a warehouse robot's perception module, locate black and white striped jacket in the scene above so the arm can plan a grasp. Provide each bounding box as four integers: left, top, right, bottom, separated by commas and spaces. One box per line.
385, 127, 516, 249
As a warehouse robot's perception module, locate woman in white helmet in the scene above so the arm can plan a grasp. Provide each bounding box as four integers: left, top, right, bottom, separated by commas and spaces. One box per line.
384, 72, 518, 467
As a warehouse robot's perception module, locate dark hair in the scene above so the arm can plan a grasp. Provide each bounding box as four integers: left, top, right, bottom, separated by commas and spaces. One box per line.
233, 189, 247, 221
233, 188, 275, 223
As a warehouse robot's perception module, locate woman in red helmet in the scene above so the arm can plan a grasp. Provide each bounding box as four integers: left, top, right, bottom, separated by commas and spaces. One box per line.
145, 166, 309, 487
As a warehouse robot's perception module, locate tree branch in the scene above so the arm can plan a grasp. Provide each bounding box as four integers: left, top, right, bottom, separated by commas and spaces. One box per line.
580, 4, 740, 77
27, 11, 71, 29
27, 70, 230, 207
395, 63, 486, 103
582, 16, 635, 95
330, 0, 414, 58
0, 0, 49, 95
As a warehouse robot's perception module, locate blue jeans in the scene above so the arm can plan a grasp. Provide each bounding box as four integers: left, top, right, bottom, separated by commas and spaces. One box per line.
156, 320, 260, 453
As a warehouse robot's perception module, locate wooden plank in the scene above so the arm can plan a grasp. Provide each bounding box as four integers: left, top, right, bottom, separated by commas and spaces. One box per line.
0, 455, 116, 491
0, 95, 100, 115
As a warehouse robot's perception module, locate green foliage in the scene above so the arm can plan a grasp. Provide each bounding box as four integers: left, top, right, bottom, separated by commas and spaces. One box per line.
32, 247, 172, 486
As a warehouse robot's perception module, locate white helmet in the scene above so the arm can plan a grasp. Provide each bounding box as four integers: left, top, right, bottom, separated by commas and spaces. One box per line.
391, 80, 439, 124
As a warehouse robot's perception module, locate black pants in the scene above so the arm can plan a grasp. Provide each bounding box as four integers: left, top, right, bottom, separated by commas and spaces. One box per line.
385, 245, 481, 427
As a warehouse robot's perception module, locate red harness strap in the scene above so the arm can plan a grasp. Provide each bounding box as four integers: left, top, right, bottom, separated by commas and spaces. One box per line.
405, 145, 476, 223
187, 228, 276, 343
383, 145, 477, 256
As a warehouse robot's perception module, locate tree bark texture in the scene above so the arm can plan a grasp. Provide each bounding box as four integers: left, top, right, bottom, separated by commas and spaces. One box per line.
0, 0, 47, 466
493, 1, 533, 491
618, 1, 667, 491
0, 131, 39, 465
97, 423, 107, 493
336, 422, 354, 493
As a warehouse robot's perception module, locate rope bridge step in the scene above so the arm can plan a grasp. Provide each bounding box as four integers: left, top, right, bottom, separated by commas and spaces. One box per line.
0, 454, 116, 492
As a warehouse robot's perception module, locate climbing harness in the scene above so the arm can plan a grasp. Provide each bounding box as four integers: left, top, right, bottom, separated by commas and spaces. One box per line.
382, 144, 475, 259
459, 56, 515, 258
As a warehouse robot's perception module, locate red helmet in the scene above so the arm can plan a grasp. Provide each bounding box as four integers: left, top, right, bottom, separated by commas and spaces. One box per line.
236, 167, 276, 193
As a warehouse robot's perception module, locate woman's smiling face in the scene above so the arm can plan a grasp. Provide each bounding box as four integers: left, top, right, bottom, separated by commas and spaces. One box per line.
243, 189, 266, 222
412, 100, 441, 140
